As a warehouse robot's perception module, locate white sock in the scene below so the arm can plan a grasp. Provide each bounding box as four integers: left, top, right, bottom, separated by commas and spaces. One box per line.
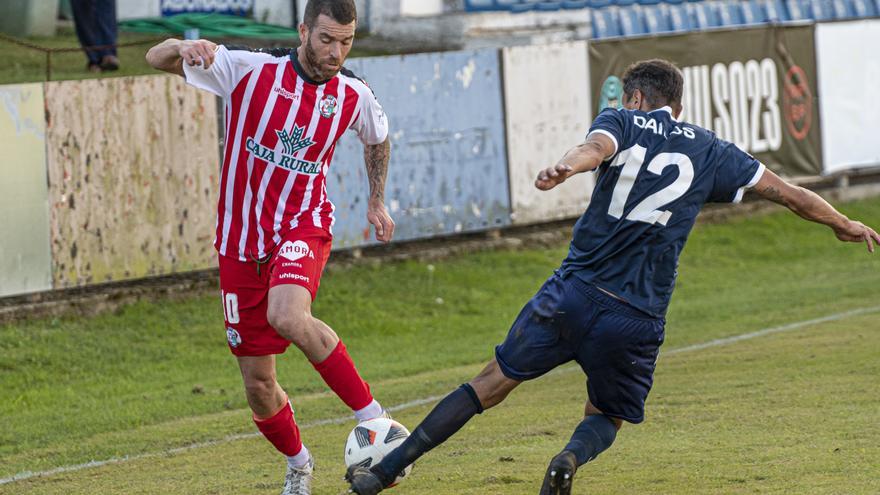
354, 399, 384, 422
287, 445, 311, 469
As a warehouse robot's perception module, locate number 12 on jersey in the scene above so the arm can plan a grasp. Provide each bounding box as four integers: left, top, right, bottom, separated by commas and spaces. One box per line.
607, 144, 694, 226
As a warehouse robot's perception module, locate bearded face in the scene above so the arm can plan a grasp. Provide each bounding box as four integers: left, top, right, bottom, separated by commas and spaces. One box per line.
299, 14, 355, 81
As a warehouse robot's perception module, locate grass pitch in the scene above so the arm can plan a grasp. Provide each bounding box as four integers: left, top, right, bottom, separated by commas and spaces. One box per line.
0, 27, 388, 84
1, 197, 879, 494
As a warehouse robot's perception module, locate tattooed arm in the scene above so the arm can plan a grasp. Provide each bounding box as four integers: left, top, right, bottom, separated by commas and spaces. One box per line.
364, 138, 395, 243
753, 169, 880, 252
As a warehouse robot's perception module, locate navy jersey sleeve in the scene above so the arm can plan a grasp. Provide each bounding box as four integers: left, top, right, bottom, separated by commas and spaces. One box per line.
708, 140, 766, 204
587, 108, 628, 158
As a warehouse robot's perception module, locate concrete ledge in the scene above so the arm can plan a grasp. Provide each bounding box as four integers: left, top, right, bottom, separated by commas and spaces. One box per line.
373, 9, 591, 49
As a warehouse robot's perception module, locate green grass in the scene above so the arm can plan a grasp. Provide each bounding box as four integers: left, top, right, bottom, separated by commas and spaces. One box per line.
1, 197, 878, 493
0, 27, 389, 84
3, 315, 878, 494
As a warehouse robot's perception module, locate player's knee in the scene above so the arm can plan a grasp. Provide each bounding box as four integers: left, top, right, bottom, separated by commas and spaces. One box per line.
243, 374, 278, 409
267, 306, 313, 342
584, 402, 624, 430
470, 360, 518, 409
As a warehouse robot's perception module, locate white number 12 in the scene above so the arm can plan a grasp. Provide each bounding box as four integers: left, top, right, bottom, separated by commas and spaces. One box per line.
607, 144, 694, 226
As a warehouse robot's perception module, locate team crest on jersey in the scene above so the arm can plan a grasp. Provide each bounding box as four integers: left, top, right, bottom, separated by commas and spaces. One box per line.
319, 95, 338, 118
226, 327, 242, 348
278, 240, 315, 262
245, 124, 321, 175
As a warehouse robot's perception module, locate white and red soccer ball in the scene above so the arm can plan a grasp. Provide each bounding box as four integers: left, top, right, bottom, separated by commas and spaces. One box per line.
344, 418, 413, 487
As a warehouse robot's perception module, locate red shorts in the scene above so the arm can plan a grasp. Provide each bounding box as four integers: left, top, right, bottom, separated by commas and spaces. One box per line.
218, 228, 332, 356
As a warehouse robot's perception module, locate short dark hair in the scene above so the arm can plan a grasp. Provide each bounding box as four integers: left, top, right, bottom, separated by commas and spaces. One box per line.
303, 0, 357, 27
622, 59, 684, 108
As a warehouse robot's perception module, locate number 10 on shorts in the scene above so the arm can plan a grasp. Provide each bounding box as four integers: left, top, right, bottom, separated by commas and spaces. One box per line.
222, 291, 240, 324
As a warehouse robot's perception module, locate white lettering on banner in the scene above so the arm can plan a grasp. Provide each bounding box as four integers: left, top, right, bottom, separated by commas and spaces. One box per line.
683, 58, 782, 155
161, 0, 254, 13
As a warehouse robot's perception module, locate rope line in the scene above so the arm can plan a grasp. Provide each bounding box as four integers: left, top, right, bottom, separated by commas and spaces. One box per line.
0, 32, 166, 81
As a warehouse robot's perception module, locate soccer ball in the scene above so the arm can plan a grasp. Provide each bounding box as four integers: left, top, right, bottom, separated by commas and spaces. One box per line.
344, 418, 413, 486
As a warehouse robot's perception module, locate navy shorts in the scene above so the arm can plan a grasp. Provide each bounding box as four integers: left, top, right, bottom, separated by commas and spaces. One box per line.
495, 272, 665, 424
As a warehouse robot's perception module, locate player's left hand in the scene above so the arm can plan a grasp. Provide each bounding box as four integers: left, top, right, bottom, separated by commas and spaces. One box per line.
535, 163, 573, 191
833, 219, 880, 253
367, 199, 395, 243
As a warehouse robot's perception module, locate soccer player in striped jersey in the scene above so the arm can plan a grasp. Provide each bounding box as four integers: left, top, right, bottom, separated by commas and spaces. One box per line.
346, 60, 880, 494
147, 1, 393, 493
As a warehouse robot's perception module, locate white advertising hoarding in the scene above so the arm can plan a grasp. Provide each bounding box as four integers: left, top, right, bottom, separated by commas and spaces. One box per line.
503, 41, 595, 225
816, 20, 880, 173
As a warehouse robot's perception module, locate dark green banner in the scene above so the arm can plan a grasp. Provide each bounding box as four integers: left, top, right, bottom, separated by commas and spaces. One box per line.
590, 25, 821, 177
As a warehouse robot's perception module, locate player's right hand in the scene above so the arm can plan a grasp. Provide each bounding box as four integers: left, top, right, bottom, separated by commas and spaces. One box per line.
535, 163, 573, 191
178, 40, 218, 69
833, 219, 880, 253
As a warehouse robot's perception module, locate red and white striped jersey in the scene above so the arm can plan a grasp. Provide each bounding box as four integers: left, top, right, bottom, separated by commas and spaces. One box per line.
184, 45, 388, 261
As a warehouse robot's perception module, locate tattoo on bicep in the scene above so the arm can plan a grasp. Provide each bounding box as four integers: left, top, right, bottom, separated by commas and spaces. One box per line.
364, 140, 390, 202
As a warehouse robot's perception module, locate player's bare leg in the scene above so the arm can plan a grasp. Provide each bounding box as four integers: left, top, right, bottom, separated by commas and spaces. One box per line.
268, 284, 385, 421
347, 359, 520, 494
539, 400, 623, 495
267, 284, 340, 362
238, 355, 313, 494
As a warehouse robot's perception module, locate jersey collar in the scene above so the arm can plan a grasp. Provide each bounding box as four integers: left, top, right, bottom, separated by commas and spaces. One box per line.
290, 49, 332, 86
649, 106, 677, 122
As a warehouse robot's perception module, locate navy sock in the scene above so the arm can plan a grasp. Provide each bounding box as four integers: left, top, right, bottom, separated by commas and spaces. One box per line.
373, 384, 483, 486
564, 414, 618, 465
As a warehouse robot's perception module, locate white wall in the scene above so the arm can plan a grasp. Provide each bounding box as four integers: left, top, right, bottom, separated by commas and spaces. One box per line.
400, 0, 443, 16
117, 0, 295, 27
117, 0, 159, 19
254, 0, 295, 26
816, 19, 880, 173
502, 41, 595, 225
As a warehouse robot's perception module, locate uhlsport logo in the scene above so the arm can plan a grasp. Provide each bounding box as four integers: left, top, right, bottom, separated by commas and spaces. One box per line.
278, 240, 315, 262
273, 85, 299, 101
319, 95, 338, 118
598, 76, 624, 112
245, 124, 321, 175
226, 327, 242, 348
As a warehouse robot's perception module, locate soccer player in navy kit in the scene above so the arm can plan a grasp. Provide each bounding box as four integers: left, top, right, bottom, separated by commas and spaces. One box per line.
347, 59, 880, 495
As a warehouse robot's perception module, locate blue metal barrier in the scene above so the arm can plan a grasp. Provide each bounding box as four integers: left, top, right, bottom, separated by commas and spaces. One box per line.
327, 50, 512, 249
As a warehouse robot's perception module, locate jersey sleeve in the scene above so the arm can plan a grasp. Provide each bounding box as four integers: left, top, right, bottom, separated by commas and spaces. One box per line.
586, 108, 627, 158
183, 45, 271, 97
708, 140, 766, 204
350, 85, 389, 146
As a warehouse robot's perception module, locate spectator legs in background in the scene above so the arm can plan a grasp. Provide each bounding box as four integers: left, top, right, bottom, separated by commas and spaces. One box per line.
94, 0, 119, 70
70, 0, 119, 72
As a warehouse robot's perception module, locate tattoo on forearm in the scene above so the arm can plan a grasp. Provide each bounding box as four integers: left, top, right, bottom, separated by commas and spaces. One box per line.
759, 184, 785, 204
364, 140, 390, 202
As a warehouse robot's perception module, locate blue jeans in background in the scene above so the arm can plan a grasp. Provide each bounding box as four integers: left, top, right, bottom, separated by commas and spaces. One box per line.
70, 0, 118, 66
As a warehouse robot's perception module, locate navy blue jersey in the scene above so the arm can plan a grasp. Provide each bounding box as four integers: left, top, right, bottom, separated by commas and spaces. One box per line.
560, 107, 764, 318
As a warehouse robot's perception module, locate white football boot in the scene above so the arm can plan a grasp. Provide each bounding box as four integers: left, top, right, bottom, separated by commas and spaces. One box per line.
281, 455, 314, 495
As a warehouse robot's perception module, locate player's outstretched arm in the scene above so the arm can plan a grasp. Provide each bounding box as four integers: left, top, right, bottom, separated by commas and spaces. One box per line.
753, 169, 880, 253
364, 138, 395, 243
535, 133, 616, 191
145, 39, 218, 76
